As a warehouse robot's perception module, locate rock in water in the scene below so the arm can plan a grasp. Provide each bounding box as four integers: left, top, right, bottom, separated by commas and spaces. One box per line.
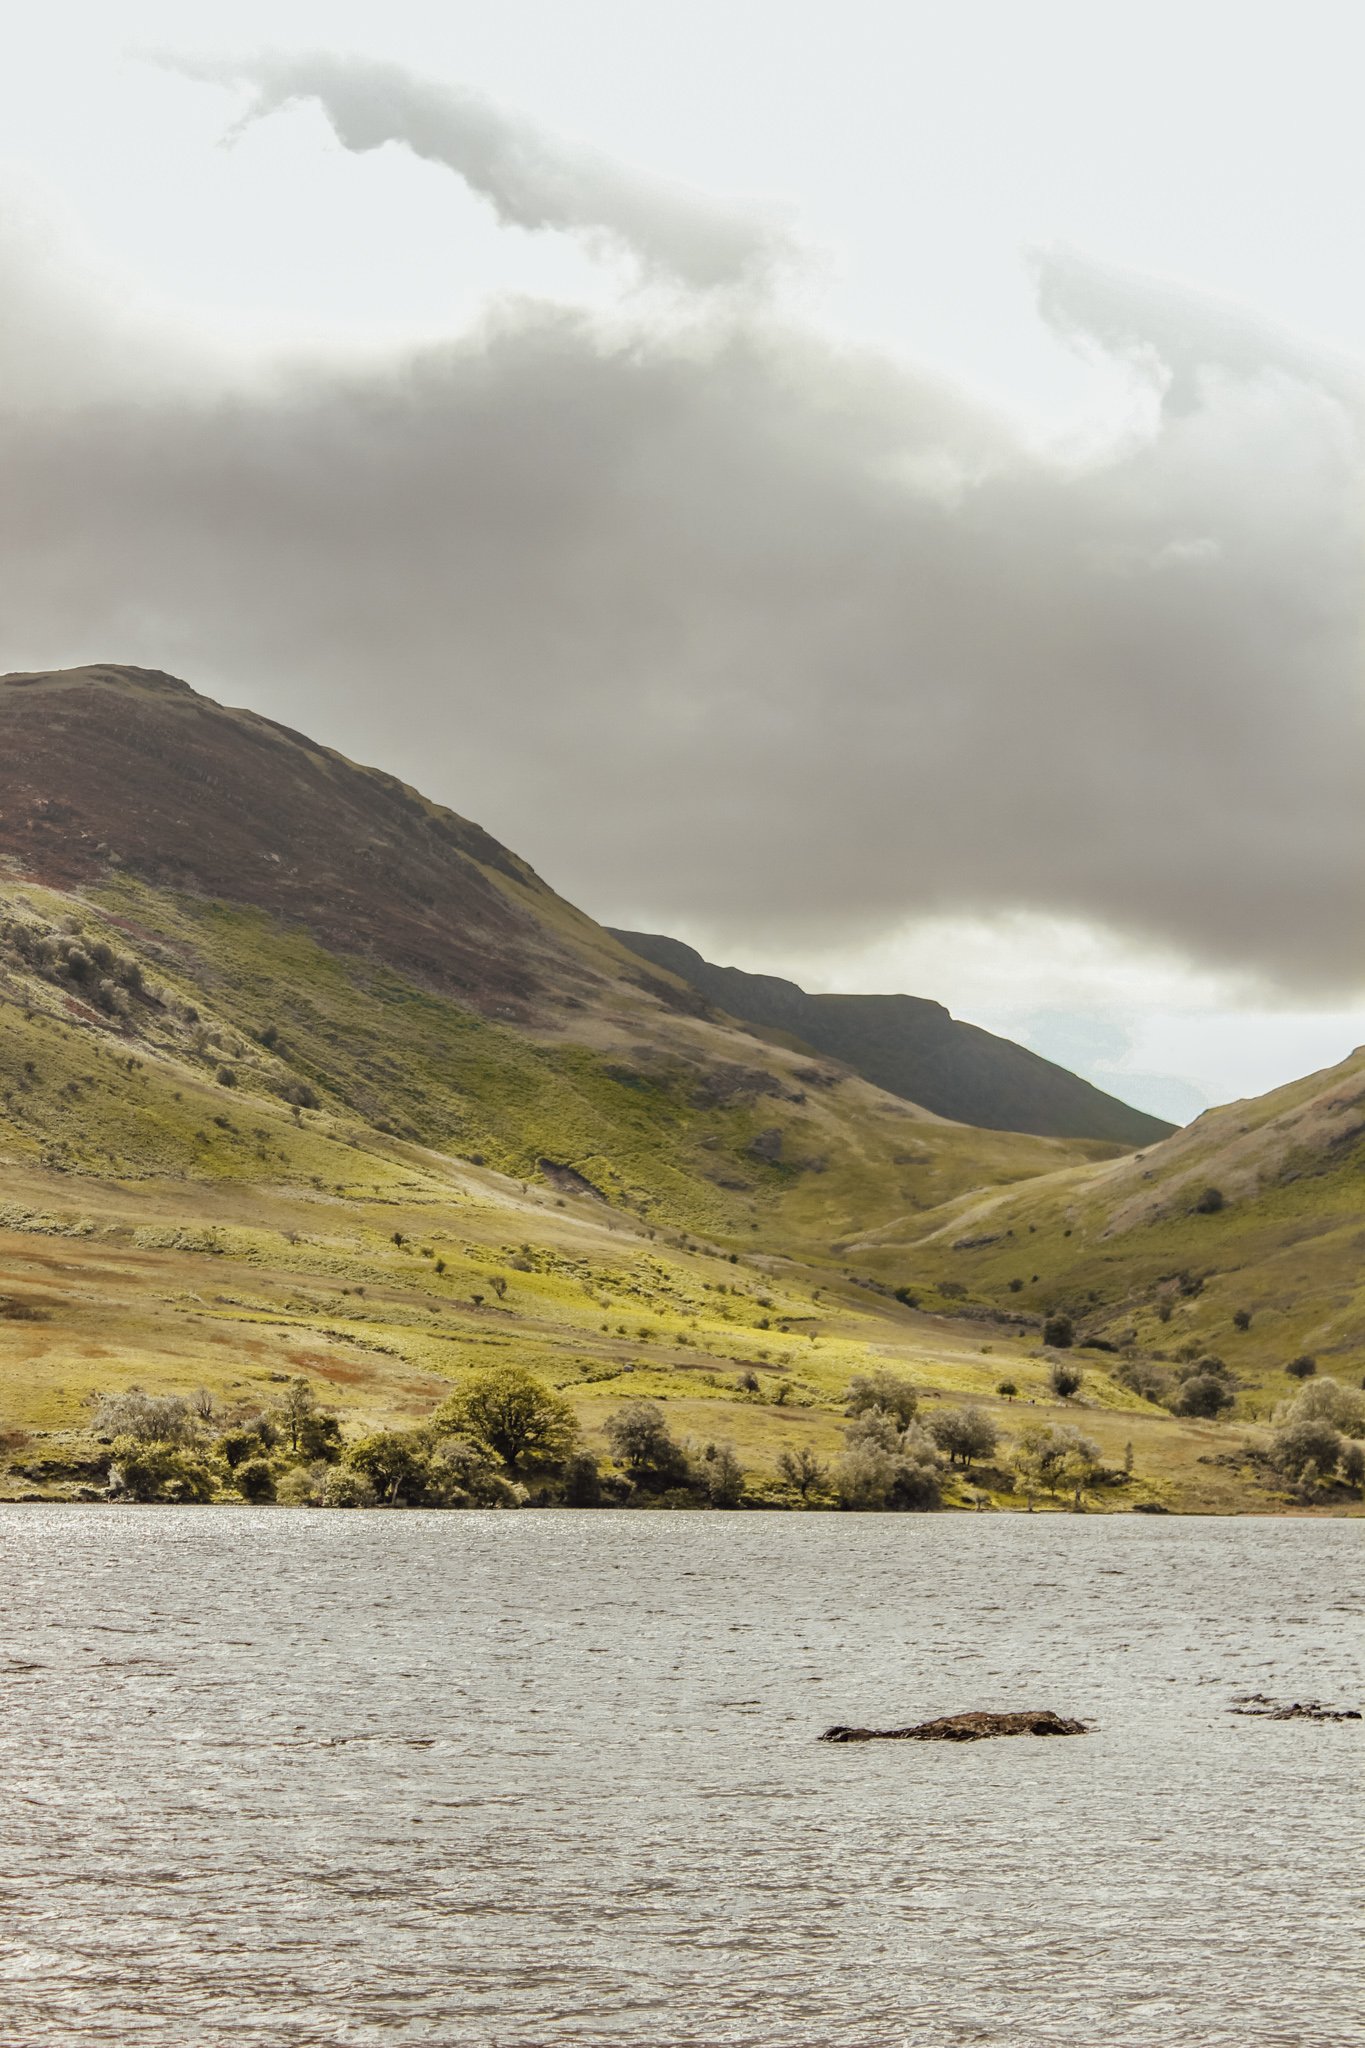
1229, 1694, 1360, 1722
820, 1710, 1088, 1743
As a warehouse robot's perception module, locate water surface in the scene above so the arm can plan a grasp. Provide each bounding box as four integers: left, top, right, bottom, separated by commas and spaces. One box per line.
0, 1509, 1358, 2046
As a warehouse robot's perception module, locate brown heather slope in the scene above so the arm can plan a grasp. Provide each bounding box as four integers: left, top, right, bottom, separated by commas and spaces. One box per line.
0, 663, 643, 1022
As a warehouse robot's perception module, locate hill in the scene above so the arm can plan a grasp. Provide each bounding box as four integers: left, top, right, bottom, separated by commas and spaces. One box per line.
612, 930, 1172, 1146
846, 1048, 1365, 1415
0, 663, 1350, 1514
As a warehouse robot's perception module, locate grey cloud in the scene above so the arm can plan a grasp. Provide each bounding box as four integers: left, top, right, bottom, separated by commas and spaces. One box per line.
0, 216, 1360, 998
169, 51, 791, 290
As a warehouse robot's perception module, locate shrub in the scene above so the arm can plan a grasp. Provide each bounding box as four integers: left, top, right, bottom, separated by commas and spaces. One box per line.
927, 1404, 999, 1468
431, 1366, 578, 1472
1115, 1358, 1171, 1405
215, 1065, 237, 1089
1232, 1308, 1252, 1331
1042, 1312, 1075, 1349
1193, 1185, 1225, 1214
996, 1380, 1019, 1401
1268, 1416, 1344, 1487
1286, 1354, 1317, 1379
1049, 1361, 1083, 1398
845, 1370, 919, 1429
893, 1286, 919, 1308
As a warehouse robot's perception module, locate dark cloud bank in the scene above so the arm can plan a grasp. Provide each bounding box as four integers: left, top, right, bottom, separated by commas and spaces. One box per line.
2, 55, 1361, 997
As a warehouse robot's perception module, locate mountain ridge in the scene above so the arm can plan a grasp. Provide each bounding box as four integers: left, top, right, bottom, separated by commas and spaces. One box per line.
611, 929, 1172, 1147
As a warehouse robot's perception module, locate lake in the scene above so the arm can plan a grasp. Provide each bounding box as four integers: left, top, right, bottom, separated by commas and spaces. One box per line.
0, 1508, 1359, 2046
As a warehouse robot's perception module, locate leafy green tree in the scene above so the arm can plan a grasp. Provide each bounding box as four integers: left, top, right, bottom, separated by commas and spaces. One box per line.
1174, 1372, 1235, 1418
561, 1454, 604, 1506
235, 1457, 277, 1503
927, 1404, 999, 1468
1042, 1313, 1075, 1350
1013, 1422, 1101, 1506
107, 1436, 217, 1503
702, 1443, 746, 1507
604, 1400, 690, 1488
277, 1377, 321, 1454
845, 1370, 919, 1428
347, 1431, 432, 1506
777, 1444, 827, 1499
432, 1366, 578, 1472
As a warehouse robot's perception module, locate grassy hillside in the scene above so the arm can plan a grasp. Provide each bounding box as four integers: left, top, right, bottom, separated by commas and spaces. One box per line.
844, 1050, 1365, 1425
0, 873, 1335, 1514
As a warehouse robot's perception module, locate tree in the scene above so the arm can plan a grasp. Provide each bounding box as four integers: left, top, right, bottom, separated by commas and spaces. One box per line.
277, 1377, 331, 1455
845, 1370, 919, 1428
835, 1418, 941, 1510
433, 1366, 578, 1472
927, 1404, 999, 1468
996, 1380, 1019, 1402
1268, 1416, 1343, 1489
1049, 1361, 1083, 1398
702, 1443, 745, 1507
1042, 1313, 1074, 1349
777, 1444, 827, 1499
1013, 1422, 1101, 1506
235, 1457, 276, 1503
562, 1454, 604, 1506
94, 1390, 195, 1445
1232, 1308, 1253, 1331
1193, 1185, 1225, 1214
1286, 1354, 1318, 1379
604, 1401, 690, 1488
1273, 1376, 1365, 1437
107, 1436, 217, 1503
1173, 1372, 1235, 1418
347, 1431, 432, 1505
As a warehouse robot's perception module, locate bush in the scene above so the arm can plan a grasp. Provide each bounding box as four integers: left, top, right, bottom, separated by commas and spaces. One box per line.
1286, 1354, 1317, 1379
996, 1380, 1019, 1401
845, 1370, 918, 1429
1049, 1361, 1083, 1399
1193, 1185, 1225, 1214
1042, 1313, 1075, 1349
1232, 1308, 1252, 1332
1115, 1358, 1171, 1405
604, 1401, 690, 1489
432, 1366, 578, 1472
1268, 1416, 1344, 1488
927, 1404, 999, 1468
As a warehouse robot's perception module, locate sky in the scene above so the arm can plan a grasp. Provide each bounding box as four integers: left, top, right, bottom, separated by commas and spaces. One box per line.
1, 0, 1362, 1122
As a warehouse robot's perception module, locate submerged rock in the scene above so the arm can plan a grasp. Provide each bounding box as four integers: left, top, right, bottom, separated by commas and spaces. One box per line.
1230, 1694, 1360, 1723
820, 1710, 1088, 1743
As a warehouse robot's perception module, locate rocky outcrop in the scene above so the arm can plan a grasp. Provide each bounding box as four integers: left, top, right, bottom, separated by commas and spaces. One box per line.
820, 1710, 1088, 1743
1230, 1694, 1360, 1722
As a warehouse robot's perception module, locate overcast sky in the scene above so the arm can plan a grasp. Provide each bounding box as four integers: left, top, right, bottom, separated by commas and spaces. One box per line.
3, 0, 1362, 1120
